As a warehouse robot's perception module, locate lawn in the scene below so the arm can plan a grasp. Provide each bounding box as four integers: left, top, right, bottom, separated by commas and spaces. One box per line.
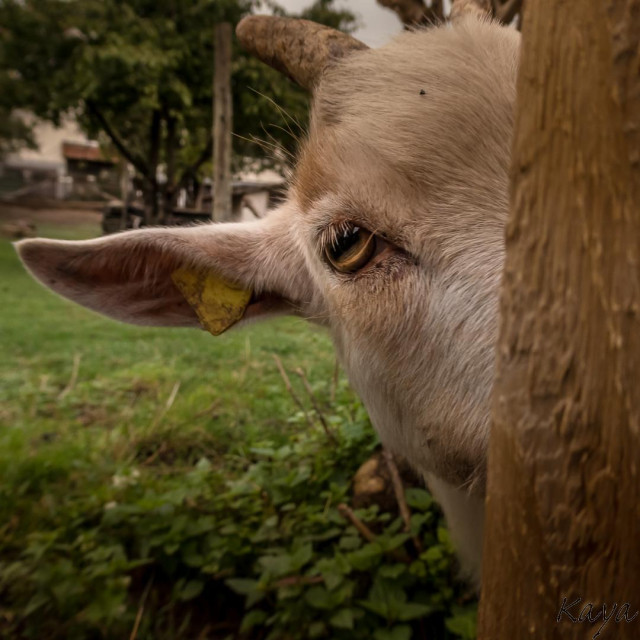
0, 215, 475, 640
1, 218, 340, 455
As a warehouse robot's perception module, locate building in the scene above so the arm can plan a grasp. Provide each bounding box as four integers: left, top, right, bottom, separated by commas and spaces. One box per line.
0, 116, 117, 201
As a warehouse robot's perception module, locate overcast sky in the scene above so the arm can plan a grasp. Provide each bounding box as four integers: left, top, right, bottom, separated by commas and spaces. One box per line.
259, 1, 456, 46
259, 0, 404, 47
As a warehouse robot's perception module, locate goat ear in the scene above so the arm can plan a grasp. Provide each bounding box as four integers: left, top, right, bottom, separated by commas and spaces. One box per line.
15, 212, 315, 332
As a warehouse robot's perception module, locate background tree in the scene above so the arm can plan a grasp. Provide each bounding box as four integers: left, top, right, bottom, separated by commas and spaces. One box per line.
377, 0, 523, 27
0, 0, 356, 223
479, 0, 640, 637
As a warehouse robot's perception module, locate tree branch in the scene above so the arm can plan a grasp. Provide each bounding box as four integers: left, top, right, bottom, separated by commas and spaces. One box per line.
172, 134, 213, 198
148, 109, 161, 184
491, 0, 523, 24
84, 100, 149, 180
376, 0, 444, 26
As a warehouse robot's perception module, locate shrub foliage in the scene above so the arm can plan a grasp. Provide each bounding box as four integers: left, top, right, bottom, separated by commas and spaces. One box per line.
0, 394, 477, 639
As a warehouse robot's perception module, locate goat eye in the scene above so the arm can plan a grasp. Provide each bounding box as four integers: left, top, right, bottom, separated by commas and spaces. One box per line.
324, 225, 376, 274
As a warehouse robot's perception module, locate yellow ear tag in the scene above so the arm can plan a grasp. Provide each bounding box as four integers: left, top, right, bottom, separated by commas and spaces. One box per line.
171, 268, 252, 336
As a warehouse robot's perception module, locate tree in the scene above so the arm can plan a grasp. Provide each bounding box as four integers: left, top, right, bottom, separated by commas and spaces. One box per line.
479, 0, 640, 638
0, 108, 35, 159
0, 0, 356, 223
378, 0, 524, 27
0, 52, 35, 158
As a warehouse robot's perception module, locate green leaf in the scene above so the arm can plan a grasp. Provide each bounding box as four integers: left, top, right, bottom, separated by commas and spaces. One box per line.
445, 605, 478, 640
377, 533, 409, 552
396, 601, 435, 621
304, 586, 335, 610
240, 609, 268, 633
308, 621, 327, 638
360, 576, 432, 622
226, 578, 260, 596
258, 554, 292, 577
290, 543, 313, 570
373, 625, 412, 640
323, 571, 343, 591
378, 564, 406, 579
178, 580, 204, 601
305, 581, 354, 611
195, 457, 211, 471
23, 592, 49, 617
404, 488, 433, 511
339, 536, 362, 551
348, 543, 383, 571
329, 608, 355, 629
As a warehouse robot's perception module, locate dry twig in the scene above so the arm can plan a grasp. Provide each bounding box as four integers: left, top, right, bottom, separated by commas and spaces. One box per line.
129, 576, 154, 640
294, 367, 337, 444
58, 353, 81, 400
272, 355, 315, 430
272, 575, 324, 589
148, 381, 181, 430
383, 448, 423, 552
164, 381, 181, 412
192, 399, 221, 420
338, 503, 410, 563
337, 503, 377, 543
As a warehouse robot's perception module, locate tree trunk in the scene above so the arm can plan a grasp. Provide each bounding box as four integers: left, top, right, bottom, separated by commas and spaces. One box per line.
161, 114, 178, 224
118, 161, 130, 231
142, 179, 160, 227
479, 1, 640, 639
144, 109, 162, 226
212, 22, 233, 223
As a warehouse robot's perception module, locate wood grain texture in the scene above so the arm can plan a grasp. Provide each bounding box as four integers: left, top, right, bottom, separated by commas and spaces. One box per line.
479, 0, 640, 638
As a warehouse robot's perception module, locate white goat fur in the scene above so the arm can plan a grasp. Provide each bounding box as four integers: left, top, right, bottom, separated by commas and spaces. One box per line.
17, 16, 521, 585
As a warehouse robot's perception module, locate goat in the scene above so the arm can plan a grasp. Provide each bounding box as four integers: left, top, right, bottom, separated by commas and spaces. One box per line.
16, 10, 520, 585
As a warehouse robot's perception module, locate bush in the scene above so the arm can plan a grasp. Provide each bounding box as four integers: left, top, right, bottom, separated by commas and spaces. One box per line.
0, 396, 476, 640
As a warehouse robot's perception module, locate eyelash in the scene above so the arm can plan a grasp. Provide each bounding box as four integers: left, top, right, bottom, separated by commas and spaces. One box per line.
318, 220, 411, 279
319, 220, 361, 253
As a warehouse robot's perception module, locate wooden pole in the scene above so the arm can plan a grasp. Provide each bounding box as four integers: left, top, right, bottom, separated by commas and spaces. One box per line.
212, 22, 233, 222
119, 161, 129, 231
479, 1, 640, 638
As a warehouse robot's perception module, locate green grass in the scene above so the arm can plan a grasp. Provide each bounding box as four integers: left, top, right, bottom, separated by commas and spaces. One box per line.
0, 223, 365, 637
1, 224, 341, 459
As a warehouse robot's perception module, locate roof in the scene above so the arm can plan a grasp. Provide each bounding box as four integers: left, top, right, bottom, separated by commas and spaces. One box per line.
62, 142, 116, 164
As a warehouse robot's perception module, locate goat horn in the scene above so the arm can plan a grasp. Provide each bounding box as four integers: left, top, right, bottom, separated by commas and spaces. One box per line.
236, 16, 368, 91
